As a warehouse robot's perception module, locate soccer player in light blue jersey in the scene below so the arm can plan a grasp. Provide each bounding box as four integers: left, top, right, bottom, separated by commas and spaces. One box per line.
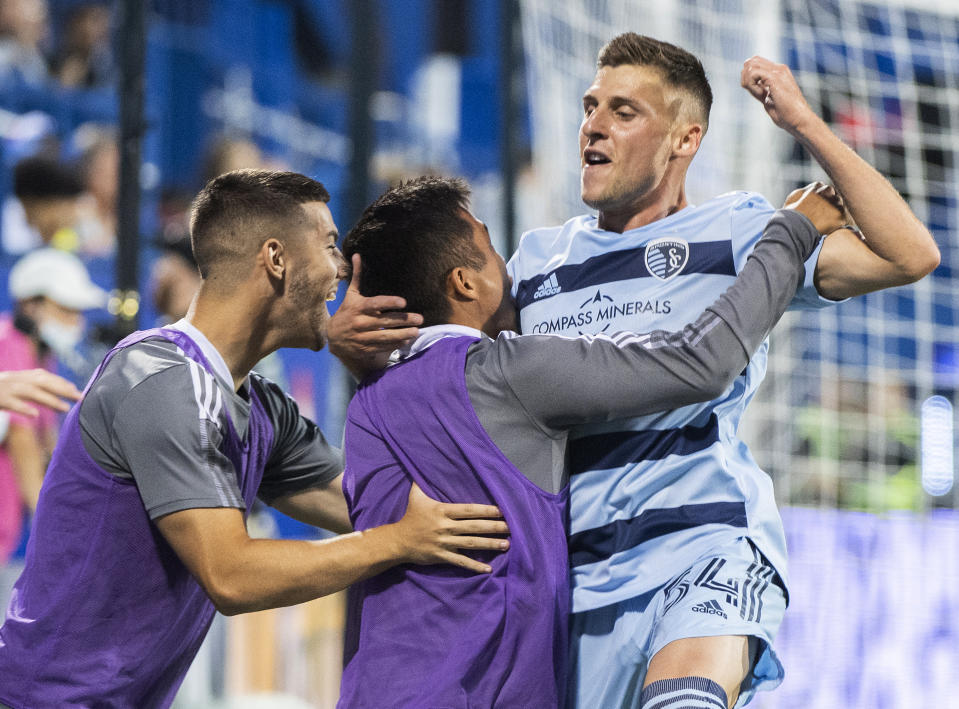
505, 35, 939, 709
328, 34, 939, 709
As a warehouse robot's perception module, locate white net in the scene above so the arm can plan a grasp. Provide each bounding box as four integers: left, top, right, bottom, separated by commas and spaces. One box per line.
519, 0, 959, 512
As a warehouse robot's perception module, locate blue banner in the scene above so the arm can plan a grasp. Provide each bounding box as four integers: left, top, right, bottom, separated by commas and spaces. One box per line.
753, 507, 959, 708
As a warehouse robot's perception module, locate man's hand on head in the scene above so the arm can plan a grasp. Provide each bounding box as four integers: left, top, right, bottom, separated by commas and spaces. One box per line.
327, 254, 424, 380
783, 181, 854, 236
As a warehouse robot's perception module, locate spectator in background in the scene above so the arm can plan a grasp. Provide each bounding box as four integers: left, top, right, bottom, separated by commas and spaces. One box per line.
74, 124, 119, 255
0, 0, 50, 87
50, 2, 113, 89
11, 154, 85, 252
0, 247, 106, 563
151, 238, 200, 324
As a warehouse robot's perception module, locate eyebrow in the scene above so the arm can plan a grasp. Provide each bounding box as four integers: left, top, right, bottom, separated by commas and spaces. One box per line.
608, 96, 642, 111
583, 91, 643, 109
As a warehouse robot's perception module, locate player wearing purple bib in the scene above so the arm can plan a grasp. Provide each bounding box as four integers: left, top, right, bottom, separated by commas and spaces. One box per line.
335, 176, 826, 708
507, 35, 938, 709
0, 170, 508, 708
328, 34, 939, 709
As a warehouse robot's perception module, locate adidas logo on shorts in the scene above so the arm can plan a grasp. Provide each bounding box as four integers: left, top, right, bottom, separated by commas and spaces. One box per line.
691, 599, 728, 619
533, 273, 561, 299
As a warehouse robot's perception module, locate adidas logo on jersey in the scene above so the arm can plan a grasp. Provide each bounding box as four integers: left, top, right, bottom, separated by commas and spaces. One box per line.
533, 273, 562, 299
691, 599, 728, 619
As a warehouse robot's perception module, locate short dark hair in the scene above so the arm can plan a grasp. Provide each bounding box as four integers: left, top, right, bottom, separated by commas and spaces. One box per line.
190, 169, 330, 280
598, 33, 712, 129
342, 176, 485, 327
13, 156, 85, 200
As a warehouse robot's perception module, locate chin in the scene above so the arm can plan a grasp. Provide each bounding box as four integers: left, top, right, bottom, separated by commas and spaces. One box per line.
581, 184, 605, 210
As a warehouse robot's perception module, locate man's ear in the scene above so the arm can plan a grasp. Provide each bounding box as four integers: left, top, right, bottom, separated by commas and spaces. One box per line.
446, 266, 479, 302
673, 122, 703, 157
261, 238, 286, 281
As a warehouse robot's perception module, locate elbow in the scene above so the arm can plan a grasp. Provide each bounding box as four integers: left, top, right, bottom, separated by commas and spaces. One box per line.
215, 602, 246, 618
894, 234, 941, 284
906, 244, 941, 282
694, 368, 739, 404
203, 576, 254, 617
210, 596, 248, 616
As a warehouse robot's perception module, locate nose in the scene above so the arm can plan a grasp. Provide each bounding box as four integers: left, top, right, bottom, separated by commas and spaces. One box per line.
580, 108, 607, 140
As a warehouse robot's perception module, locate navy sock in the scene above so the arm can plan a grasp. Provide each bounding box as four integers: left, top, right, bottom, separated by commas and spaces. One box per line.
640, 676, 729, 709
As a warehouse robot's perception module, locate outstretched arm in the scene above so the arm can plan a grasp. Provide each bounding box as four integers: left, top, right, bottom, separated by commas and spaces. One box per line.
0, 369, 81, 417
741, 56, 940, 300
328, 254, 423, 379
156, 482, 508, 616
499, 209, 822, 427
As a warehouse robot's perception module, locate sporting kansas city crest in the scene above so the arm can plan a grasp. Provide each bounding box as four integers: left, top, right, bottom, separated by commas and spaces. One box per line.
644, 237, 690, 281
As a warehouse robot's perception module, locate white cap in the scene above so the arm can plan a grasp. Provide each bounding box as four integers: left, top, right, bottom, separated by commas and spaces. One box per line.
8, 248, 108, 311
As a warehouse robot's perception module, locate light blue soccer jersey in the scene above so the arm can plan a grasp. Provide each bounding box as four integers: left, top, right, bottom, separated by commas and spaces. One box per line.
507, 191, 833, 613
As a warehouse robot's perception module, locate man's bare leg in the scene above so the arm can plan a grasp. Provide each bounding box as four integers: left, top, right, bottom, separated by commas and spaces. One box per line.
642, 635, 756, 708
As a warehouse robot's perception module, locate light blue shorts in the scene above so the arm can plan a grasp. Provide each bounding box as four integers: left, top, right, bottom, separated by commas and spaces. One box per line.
568, 538, 786, 708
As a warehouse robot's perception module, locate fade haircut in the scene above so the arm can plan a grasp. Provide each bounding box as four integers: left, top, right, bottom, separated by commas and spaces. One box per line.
598, 32, 712, 130
342, 176, 485, 327
190, 169, 330, 280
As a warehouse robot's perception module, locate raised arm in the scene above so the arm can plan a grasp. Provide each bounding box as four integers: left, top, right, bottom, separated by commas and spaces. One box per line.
741, 56, 940, 299
499, 209, 821, 427
327, 254, 423, 379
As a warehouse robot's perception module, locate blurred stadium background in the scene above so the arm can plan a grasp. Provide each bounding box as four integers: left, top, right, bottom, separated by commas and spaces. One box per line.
0, 0, 956, 707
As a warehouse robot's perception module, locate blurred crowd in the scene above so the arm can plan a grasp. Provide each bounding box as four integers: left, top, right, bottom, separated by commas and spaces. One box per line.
0, 0, 299, 591
0, 0, 113, 91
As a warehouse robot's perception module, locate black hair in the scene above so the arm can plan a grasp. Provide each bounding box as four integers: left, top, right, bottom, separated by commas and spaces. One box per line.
342, 176, 485, 326
13, 156, 85, 200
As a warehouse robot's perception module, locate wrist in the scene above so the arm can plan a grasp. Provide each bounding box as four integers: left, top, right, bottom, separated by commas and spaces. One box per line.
789, 113, 835, 150
363, 521, 410, 566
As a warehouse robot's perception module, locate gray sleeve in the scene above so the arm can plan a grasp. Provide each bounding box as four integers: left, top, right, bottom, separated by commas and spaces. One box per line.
108, 365, 246, 519
253, 376, 343, 504
497, 209, 820, 428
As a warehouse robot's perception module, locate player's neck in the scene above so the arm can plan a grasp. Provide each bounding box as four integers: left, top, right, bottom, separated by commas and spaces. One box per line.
188, 291, 273, 391
597, 176, 689, 233
599, 185, 689, 234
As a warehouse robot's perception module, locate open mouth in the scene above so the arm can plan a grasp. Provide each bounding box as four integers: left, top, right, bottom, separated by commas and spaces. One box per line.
583, 148, 611, 166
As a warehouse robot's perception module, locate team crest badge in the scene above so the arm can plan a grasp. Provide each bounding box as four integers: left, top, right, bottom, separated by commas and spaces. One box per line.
644, 237, 689, 281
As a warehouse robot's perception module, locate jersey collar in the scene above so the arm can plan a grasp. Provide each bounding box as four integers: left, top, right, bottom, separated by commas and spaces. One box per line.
394, 324, 487, 362
169, 318, 248, 392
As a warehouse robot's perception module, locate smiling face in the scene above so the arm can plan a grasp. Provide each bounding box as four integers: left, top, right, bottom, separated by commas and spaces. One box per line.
580, 64, 697, 230
287, 201, 348, 350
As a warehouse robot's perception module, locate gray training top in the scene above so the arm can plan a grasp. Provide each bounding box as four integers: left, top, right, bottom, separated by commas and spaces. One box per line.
78, 320, 342, 519
420, 208, 819, 494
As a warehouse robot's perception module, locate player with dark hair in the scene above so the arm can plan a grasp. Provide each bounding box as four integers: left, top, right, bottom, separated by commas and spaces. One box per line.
0, 169, 508, 709
334, 175, 833, 708
330, 34, 938, 709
